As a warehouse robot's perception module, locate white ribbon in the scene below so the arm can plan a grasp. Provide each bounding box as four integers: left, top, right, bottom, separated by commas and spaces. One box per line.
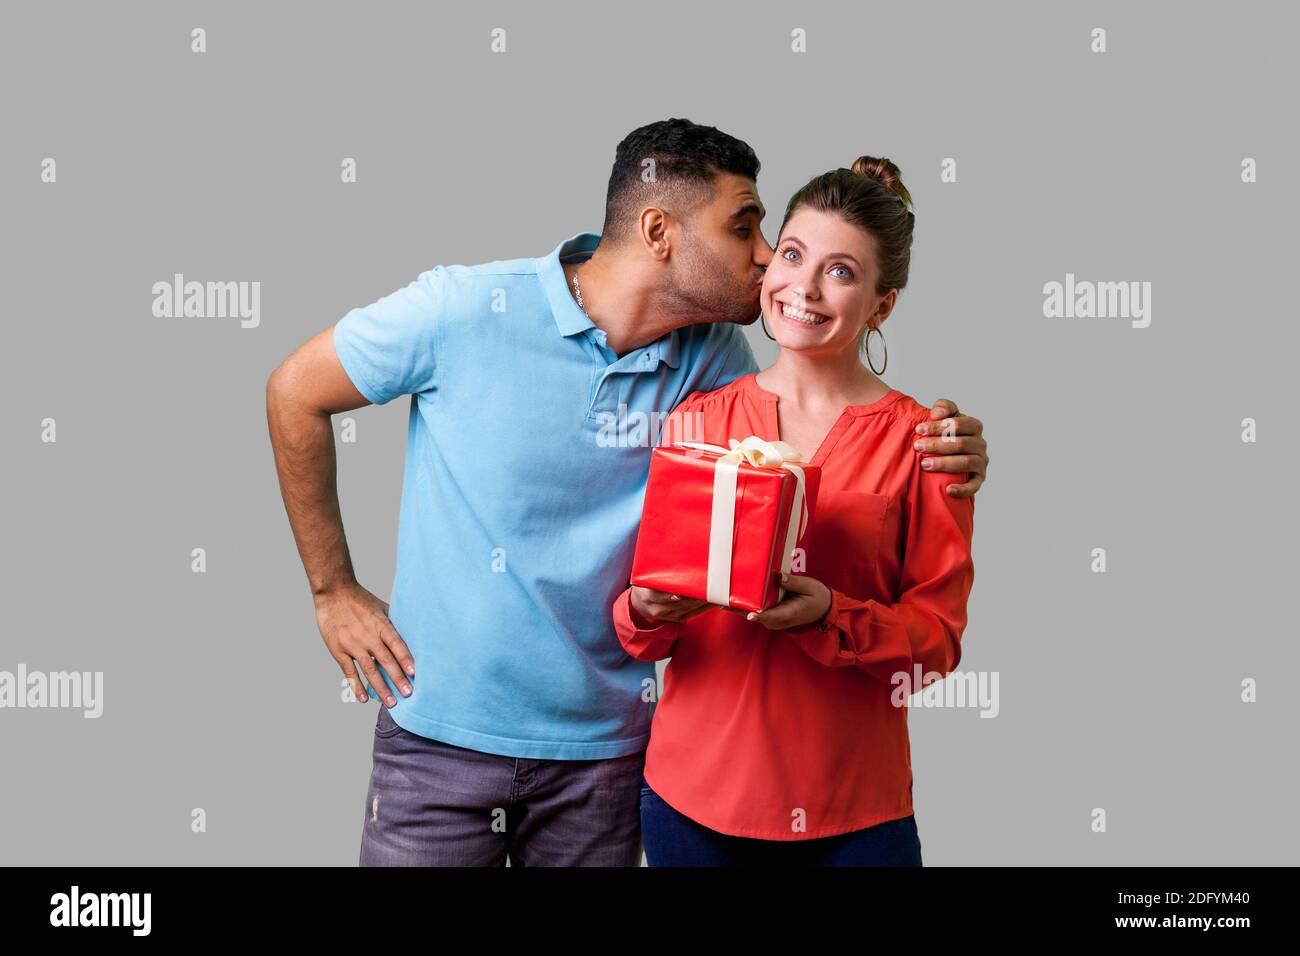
671, 436, 809, 607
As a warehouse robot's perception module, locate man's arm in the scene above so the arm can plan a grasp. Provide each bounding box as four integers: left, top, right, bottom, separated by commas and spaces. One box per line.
265, 327, 415, 707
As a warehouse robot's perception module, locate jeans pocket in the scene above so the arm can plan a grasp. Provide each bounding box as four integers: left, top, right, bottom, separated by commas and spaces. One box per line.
374, 704, 406, 738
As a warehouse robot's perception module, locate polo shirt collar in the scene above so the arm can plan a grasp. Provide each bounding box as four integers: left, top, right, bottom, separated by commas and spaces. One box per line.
657, 327, 682, 369
540, 231, 601, 337
537, 230, 682, 370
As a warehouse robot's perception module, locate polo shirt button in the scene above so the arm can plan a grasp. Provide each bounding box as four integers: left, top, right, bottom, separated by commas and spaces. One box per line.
819, 621, 830, 632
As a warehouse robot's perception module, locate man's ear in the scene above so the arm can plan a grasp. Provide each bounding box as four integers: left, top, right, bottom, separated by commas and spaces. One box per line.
638, 207, 671, 260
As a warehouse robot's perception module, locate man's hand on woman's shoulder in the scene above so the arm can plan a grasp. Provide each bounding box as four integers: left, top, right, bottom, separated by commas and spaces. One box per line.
913, 398, 988, 498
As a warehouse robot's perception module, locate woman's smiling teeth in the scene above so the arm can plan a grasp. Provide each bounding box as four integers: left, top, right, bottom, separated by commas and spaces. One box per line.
779, 301, 830, 326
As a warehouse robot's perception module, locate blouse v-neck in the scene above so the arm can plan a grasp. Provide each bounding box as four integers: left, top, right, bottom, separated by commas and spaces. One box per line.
743, 371, 904, 467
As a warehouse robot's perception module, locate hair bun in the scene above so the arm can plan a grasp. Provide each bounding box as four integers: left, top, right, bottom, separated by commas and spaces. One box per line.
850, 155, 912, 210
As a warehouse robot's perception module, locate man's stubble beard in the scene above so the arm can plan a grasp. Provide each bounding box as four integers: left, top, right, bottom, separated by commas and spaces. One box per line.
658, 242, 763, 328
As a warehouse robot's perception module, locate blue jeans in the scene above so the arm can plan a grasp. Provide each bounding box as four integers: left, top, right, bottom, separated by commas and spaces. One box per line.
359, 704, 645, 866
640, 776, 923, 866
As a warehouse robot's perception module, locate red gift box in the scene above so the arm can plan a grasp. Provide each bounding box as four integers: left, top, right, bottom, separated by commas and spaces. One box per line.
630, 437, 821, 613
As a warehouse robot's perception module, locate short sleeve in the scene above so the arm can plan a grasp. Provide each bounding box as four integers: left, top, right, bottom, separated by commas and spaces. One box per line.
331, 267, 445, 405
699, 321, 760, 392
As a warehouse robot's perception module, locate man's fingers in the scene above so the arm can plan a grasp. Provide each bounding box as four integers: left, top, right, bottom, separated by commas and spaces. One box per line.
378, 619, 416, 679
336, 653, 368, 703
944, 474, 983, 498
929, 398, 960, 419
917, 414, 983, 439
358, 653, 397, 706
916, 434, 986, 457
369, 639, 412, 697
922, 453, 984, 474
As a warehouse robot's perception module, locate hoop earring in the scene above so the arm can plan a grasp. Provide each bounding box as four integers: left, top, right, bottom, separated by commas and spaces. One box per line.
759, 312, 776, 341
862, 326, 887, 374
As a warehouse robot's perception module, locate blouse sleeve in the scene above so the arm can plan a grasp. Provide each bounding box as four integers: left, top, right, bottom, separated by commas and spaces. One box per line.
612, 586, 684, 662
781, 447, 975, 688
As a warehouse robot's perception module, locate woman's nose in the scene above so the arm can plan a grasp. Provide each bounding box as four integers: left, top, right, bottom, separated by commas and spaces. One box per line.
794, 271, 822, 301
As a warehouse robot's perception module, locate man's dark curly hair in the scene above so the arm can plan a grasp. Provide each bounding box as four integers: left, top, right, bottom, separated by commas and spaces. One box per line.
601, 118, 760, 243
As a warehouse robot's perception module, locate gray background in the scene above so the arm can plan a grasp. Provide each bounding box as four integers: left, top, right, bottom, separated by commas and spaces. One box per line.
1, 0, 1296, 865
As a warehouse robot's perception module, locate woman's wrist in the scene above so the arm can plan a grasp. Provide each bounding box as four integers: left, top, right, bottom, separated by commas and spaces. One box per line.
795, 587, 835, 633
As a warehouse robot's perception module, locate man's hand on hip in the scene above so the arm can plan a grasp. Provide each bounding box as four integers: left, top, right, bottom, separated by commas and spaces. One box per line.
314, 582, 415, 706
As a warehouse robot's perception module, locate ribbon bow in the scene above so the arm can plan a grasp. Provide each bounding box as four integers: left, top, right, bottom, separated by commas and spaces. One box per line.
671, 436, 810, 606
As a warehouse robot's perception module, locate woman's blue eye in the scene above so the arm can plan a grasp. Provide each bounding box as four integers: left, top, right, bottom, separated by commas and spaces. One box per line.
831, 265, 852, 279
782, 248, 799, 262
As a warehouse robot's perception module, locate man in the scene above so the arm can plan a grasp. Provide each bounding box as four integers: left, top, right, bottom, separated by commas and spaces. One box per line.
265, 118, 990, 866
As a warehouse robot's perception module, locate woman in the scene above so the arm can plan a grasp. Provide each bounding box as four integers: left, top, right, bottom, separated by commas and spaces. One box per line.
612, 155, 976, 866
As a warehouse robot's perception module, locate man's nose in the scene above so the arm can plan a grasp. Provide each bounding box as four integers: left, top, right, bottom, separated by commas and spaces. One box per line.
754, 234, 775, 268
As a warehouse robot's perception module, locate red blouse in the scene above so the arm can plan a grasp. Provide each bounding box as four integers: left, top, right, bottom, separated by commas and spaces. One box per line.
613, 371, 975, 840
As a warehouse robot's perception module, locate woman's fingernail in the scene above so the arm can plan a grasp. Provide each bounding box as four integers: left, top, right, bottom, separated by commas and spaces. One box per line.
921, 458, 933, 468
401, 684, 412, 695
746, 612, 756, 621
914, 440, 925, 450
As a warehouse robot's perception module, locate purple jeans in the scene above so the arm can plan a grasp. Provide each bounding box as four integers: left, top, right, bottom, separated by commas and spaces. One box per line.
358, 704, 646, 866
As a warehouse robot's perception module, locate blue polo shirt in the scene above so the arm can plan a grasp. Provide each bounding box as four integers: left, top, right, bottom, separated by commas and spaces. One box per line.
332, 232, 759, 758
